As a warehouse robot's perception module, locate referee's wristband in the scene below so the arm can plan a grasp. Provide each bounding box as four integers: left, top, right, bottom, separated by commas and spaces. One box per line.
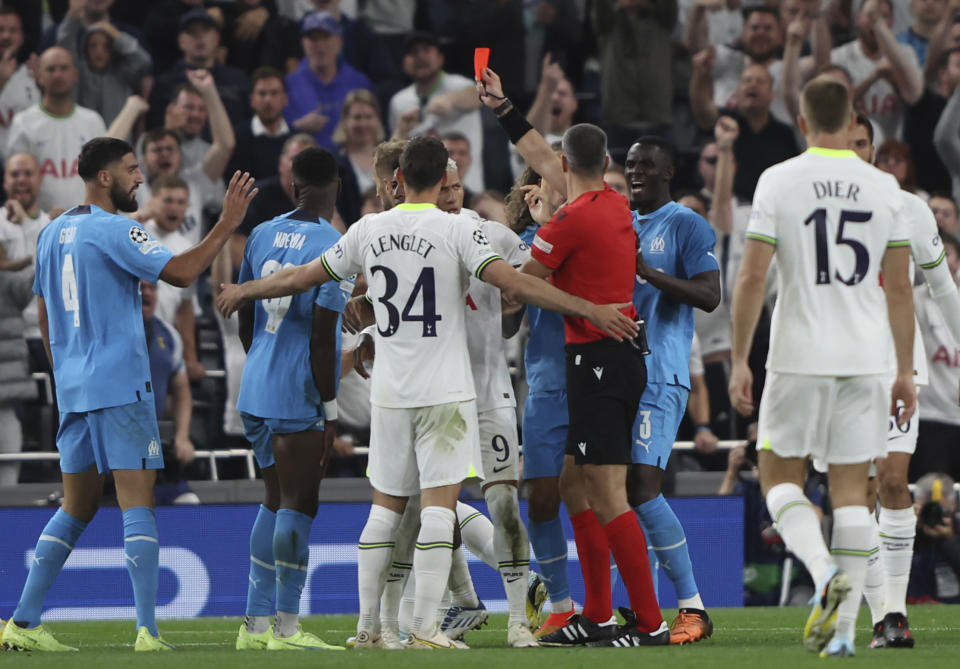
323, 400, 338, 422
497, 107, 533, 145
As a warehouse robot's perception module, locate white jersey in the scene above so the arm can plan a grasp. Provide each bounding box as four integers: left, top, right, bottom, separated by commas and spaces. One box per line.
916, 285, 960, 426
145, 220, 196, 325
747, 148, 909, 376
137, 164, 225, 246
322, 202, 501, 409
7, 104, 106, 212
0, 65, 39, 155
460, 209, 530, 413
0, 208, 49, 338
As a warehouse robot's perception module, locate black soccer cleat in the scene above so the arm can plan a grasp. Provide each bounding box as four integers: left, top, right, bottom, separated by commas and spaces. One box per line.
538, 613, 620, 647
882, 612, 915, 648
585, 606, 670, 648
868, 620, 886, 649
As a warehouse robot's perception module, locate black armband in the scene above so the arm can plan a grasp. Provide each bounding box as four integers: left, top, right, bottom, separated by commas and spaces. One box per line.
497, 106, 533, 145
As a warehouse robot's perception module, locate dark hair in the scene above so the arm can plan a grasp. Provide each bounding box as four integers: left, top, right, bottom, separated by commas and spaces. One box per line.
674, 189, 708, 211
399, 136, 448, 192
152, 174, 189, 193
171, 82, 202, 102
143, 128, 181, 150
251, 66, 287, 90
800, 77, 851, 134
441, 131, 470, 146
0, 7, 22, 22
941, 232, 960, 257
854, 112, 874, 144
876, 139, 918, 193
562, 123, 607, 177
931, 191, 959, 215
634, 134, 676, 170
292, 146, 339, 188
742, 6, 779, 22
77, 137, 134, 181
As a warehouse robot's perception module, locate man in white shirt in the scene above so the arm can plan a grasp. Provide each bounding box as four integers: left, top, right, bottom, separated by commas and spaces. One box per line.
388, 32, 485, 194
0, 7, 39, 153
6, 47, 106, 211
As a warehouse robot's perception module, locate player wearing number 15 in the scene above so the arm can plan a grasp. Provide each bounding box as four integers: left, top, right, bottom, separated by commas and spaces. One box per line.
0, 138, 256, 653
728, 77, 917, 658
216, 135, 638, 649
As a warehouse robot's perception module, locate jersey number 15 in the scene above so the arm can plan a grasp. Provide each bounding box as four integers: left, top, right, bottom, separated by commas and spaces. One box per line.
805, 208, 871, 286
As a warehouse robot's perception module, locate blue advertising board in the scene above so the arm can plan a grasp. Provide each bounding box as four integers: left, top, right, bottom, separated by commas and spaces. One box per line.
0, 497, 742, 621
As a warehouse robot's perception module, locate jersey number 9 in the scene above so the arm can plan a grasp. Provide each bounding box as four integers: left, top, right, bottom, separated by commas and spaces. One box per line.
261, 259, 295, 333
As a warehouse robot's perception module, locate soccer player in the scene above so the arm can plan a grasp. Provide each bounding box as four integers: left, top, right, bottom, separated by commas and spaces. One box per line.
728, 77, 916, 657
626, 136, 721, 643
234, 147, 349, 651
479, 68, 666, 648
0, 138, 256, 652
216, 136, 638, 649
847, 113, 960, 648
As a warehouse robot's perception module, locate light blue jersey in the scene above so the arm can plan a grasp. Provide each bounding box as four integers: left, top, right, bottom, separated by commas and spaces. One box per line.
237, 210, 351, 421
520, 225, 566, 393
632, 202, 718, 389
33, 205, 174, 413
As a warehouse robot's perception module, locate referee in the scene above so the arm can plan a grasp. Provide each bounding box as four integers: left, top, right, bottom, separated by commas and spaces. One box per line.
479, 68, 667, 647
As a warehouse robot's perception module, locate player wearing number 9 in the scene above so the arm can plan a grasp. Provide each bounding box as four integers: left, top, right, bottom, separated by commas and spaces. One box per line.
2, 138, 257, 652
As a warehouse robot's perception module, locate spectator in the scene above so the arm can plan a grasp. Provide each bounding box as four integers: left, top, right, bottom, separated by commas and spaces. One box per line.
56, 2, 151, 126
686, 331, 720, 461
359, 186, 381, 216
904, 47, 959, 195
332, 89, 384, 226
388, 32, 485, 193
897, 0, 950, 66
148, 7, 251, 129
141, 279, 199, 505
930, 192, 960, 235
40, 0, 145, 54
283, 10, 372, 152
675, 190, 709, 217
229, 66, 292, 181
441, 131, 477, 205
876, 139, 927, 196
0, 261, 35, 486
604, 162, 628, 198
692, 63, 800, 201
909, 472, 960, 602
143, 174, 205, 382
934, 50, 960, 199
0, 7, 40, 153
163, 82, 212, 172
832, 0, 923, 144
6, 47, 106, 212
470, 190, 508, 224
681, 0, 744, 56
592, 0, 677, 159
921, 0, 960, 84
520, 1, 583, 96
218, 0, 300, 76
913, 233, 960, 482
144, 0, 206, 75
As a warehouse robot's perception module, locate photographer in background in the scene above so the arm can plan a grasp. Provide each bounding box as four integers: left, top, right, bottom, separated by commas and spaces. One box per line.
909, 473, 960, 603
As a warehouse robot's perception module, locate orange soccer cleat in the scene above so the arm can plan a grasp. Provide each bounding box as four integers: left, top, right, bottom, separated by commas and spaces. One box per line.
534, 607, 576, 639
669, 608, 714, 645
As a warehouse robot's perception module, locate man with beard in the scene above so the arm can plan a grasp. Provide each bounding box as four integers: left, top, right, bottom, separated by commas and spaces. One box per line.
0, 138, 257, 652
229, 67, 292, 180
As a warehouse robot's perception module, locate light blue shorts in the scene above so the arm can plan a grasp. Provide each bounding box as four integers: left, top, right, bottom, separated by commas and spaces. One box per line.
521, 389, 568, 480
241, 413, 326, 469
57, 398, 163, 474
631, 382, 689, 469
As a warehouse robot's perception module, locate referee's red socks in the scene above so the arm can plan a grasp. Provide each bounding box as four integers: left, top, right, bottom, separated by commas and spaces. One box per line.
570, 509, 612, 623
604, 511, 664, 632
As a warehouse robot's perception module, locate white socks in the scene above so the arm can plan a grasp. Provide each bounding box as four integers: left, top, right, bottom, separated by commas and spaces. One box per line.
410, 506, 456, 638
484, 484, 530, 625
380, 500, 420, 633
448, 546, 480, 607
457, 501, 497, 569
830, 506, 872, 640
765, 483, 832, 586
356, 504, 402, 635
863, 517, 885, 625
879, 506, 916, 616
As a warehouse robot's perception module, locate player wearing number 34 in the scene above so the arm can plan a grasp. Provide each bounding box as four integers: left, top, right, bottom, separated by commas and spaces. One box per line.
217, 135, 638, 649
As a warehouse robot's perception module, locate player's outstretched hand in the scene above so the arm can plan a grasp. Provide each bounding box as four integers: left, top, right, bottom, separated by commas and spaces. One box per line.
352, 331, 375, 379
476, 67, 506, 109
587, 303, 639, 342
217, 282, 245, 317
343, 295, 375, 334
220, 171, 258, 230
891, 374, 917, 426
728, 360, 754, 417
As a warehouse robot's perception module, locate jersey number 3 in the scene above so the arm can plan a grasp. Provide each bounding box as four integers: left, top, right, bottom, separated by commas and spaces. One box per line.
370, 265, 441, 337
805, 208, 871, 286
62, 253, 80, 327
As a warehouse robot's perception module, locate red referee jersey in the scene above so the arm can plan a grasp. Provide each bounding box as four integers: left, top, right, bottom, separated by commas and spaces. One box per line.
530, 183, 638, 344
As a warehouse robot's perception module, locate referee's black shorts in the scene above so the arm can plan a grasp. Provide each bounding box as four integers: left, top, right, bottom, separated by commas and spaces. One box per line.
564, 337, 647, 466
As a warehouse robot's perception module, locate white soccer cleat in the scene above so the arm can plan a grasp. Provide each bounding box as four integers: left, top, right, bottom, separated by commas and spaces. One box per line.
440, 602, 488, 640
378, 628, 405, 650
406, 631, 469, 650
507, 622, 539, 648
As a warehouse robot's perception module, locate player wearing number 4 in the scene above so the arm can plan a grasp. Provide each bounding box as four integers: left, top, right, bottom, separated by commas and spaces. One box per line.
217, 136, 639, 650
234, 147, 350, 651
728, 77, 917, 658
1, 138, 257, 652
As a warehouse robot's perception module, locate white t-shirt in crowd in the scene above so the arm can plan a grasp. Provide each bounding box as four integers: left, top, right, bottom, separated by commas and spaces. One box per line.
747, 148, 908, 375
712, 46, 790, 125
138, 163, 225, 246
6, 104, 106, 212
322, 202, 501, 409
0, 65, 40, 156
0, 208, 49, 338
145, 220, 196, 325
916, 285, 960, 426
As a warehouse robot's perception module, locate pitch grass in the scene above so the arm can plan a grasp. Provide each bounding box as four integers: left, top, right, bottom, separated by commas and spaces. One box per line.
3, 606, 960, 668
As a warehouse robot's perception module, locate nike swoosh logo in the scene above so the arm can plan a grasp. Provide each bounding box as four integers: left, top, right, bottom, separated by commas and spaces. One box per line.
505, 576, 523, 583
492, 465, 510, 473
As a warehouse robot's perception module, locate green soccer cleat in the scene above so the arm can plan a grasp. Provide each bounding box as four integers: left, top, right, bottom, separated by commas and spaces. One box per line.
267, 627, 345, 651
236, 622, 273, 650
134, 627, 175, 651
1, 621, 77, 651
804, 567, 851, 653
526, 572, 548, 629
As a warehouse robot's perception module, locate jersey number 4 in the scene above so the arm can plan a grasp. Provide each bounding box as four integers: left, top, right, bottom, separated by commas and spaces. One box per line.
370, 265, 442, 337
62, 253, 80, 327
804, 208, 871, 286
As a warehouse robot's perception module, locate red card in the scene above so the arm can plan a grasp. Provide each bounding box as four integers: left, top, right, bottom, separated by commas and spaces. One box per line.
474, 48, 490, 81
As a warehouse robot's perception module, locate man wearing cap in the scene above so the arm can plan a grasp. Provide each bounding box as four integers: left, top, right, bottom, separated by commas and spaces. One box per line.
388, 32, 485, 194
283, 11, 373, 152
148, 7, 251, 129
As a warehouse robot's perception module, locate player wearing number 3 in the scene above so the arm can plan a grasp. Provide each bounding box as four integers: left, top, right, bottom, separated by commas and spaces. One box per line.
217, 136, 639, 650
728, 77, 916, 658
1, 138, 257, 652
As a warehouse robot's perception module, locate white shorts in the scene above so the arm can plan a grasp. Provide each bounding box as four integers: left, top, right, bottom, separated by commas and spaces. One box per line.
886, 395, 919, 455
477, 407, 520, 484
368, 400, 480, 497
758, 372, 887, 465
